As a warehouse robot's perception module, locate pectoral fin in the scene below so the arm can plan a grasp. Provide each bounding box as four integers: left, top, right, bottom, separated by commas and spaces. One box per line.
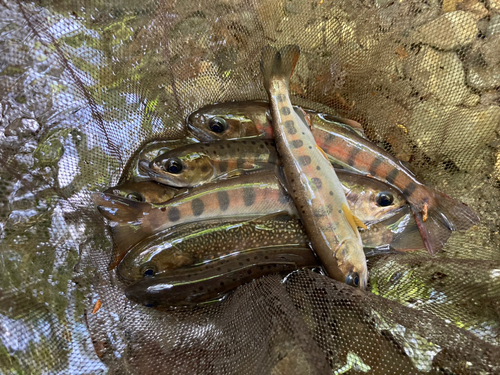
342, 203, 368, 233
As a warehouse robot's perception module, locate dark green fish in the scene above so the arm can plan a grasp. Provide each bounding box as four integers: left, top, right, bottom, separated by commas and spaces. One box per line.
125, 246, 319, 307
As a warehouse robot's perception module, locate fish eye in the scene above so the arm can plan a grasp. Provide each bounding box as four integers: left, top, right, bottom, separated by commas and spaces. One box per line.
346, 272, 360, 288
162, 158, 183, 174
208, 117, 228, 133
140, 264, 157, 277
126, 191, 145, 202
376, 192, 394, 207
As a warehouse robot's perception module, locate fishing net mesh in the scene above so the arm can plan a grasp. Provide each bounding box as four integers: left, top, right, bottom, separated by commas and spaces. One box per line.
1, 0, 500, 373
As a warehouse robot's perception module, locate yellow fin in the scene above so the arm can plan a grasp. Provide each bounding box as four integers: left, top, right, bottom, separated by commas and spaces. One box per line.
316, 144, 330, 163
342, 203, 368, 233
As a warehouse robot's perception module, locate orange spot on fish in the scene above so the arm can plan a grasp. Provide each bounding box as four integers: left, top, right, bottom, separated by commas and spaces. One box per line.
92, 300, 102, 314
423, 203, 428, 222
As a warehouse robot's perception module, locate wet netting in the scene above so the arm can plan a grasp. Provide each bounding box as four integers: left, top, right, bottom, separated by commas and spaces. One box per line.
1, 0, 500, 373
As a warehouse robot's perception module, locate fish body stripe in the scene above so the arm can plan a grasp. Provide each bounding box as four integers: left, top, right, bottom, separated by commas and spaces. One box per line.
369, 157, 383, 176
191, 198, 205, 216
386, 168, 400, 185
217, 191, 230, 211
403, 182, 417, 197
218, 160, 228, 173
281, 107, 291, 116
243, 187, 256, 206
347, 148, 361, 167
168, 207, 181, 222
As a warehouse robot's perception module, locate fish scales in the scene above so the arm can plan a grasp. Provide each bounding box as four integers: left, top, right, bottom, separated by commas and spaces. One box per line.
145, 139, 279, 187
92, 170, 296, 267
260, 45, 368, 288
125, 246, 319, 306
188, 99, 479, 255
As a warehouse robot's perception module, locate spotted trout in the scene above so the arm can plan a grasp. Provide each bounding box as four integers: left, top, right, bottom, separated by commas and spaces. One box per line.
144, 139, 278, 187
125, 246, 319, 307
93, 170, 296, 267
118, 216, 311, 281
119, 208, 424, 284
187, 105, 479, 256
261, 45, 368, 288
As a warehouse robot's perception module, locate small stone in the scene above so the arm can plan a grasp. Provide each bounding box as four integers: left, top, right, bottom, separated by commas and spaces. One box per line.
442, 105, 500, 171
486, 14, 500, 37
486, 0, 500, 15
467, 64, 500, 90
480, 34, 500, 66
409, 101, 452, 158
404, 46, 470, 105
412, 11, 478, 50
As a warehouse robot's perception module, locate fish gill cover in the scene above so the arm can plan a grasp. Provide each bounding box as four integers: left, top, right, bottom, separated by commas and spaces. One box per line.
0, 0, 500, 374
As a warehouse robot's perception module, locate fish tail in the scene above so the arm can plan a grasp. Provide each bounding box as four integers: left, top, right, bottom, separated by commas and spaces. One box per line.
108, 222, 151, 270
92, 192, 150, 222
260, 45, 300, 88
412, 190, 479, 255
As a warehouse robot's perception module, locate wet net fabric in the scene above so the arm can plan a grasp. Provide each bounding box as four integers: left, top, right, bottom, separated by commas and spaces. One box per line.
1, 0, 500, 373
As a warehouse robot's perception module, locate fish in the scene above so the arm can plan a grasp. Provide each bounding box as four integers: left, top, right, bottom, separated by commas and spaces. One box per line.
260, 45, 368, 288
96, 168, 407, 268
187, 107, 479, 257
124, 246, 320, 307
104, 180, 184, 204
144, 139, 279, 187
93, 170, 296, 267
119, 208, 424, 283
187, 100, 366, 142
118, 215, 310, 281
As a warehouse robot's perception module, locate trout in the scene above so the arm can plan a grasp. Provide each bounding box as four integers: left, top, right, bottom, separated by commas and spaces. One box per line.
260, 45, 368, 288
93, 170, 296, 267
125, 246, 319, 307
187, 103, 479, 255
144, 139, 278, 187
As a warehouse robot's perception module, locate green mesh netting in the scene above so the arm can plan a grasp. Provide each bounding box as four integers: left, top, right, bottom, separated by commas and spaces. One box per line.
1, 0, 500, 373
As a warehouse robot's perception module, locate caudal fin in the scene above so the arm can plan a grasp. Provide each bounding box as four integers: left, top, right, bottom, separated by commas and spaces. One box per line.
92, 192, 152, 269
260, 45, 300, 89
413, 190, 479, 255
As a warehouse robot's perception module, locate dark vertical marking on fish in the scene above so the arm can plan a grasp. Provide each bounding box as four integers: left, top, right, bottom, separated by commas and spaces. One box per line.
217, 191, 230, 211
168, 207, 181, 222
281, 107, 291, 116
276, 94, 286, 102
237, 157, 246, 169
347, 148, 361, 167
243, 187, 256, 207
191, 198, 205, 217
290, 140, 303, 148
284, 121, 296, 134
312, 177, 322, 190
386, 168, 400, 185
219, 160, 228, 173
369, 157, 383, 176
326, 133, 336, 143
298, 155, 311, 167
403, 182, 417, 197
278, 193, 291, 204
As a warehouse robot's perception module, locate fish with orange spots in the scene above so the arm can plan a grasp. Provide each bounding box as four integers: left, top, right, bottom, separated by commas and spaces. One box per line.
143, 139, 279, 188
187, 103, 479, 255
260, 44, 368, 289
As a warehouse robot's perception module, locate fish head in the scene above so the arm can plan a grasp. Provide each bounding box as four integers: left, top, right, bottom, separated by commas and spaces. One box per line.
118, 238, 194, 281
104, 180, 179, 204
149, 150, 216, 187
336, 239, 368, 290
340, 171, 406, 224
187, 101, 271, 141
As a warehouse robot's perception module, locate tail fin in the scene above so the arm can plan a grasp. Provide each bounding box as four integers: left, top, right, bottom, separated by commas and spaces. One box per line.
260, 45, 300, 88
108, 221, 152, 270
413, 190, 479, 255
92, 192, 153, 269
